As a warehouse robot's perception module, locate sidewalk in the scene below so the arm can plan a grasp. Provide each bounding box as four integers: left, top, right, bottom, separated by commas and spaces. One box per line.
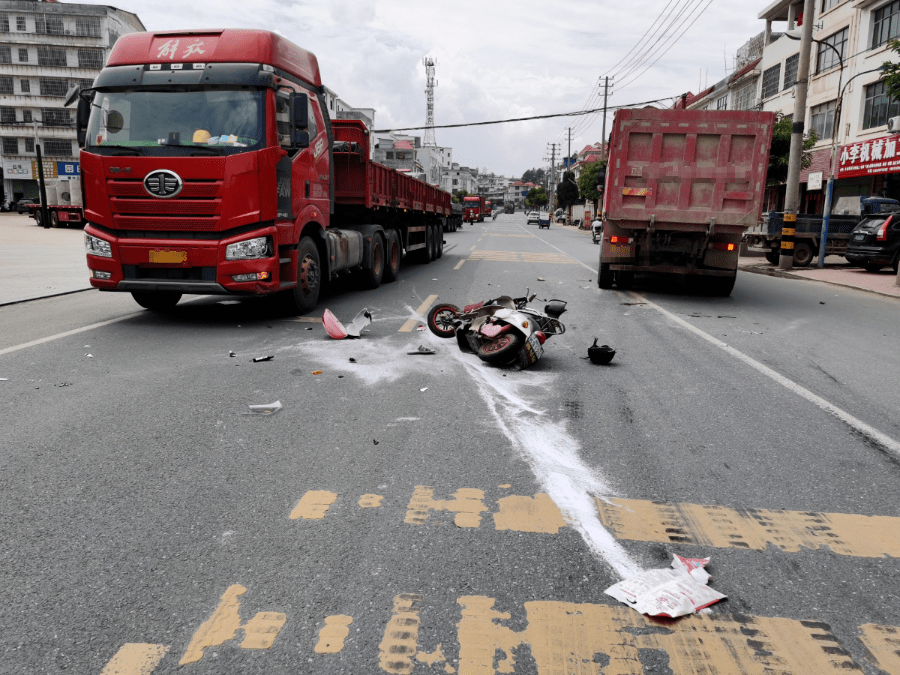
0, 212, 91, 305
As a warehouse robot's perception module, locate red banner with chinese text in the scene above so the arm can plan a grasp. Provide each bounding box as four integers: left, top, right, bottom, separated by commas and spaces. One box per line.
837, 135, 900, 178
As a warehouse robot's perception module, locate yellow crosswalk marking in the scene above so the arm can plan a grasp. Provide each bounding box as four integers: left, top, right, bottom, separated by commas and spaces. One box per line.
399, 294, 438, 332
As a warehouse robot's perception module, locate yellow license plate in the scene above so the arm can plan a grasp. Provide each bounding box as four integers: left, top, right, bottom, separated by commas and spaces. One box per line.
149, 250, 187, 263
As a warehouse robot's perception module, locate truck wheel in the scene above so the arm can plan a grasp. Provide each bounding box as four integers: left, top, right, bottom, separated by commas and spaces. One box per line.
765, 249, 779, 265
291, 237, 321, 314
34, 210, 42, 227
50, 211, 61, 228
435, 225, 444, 258
132, 291, 182, 311
360, 232, 385, 289
598, 263, 614, 289
616, 271, 634, 290
418, 225, 432, 264
477, 333, 524, 366
707, 272, 737, 297
383, 230, 401, 283
793, 243, 813, 267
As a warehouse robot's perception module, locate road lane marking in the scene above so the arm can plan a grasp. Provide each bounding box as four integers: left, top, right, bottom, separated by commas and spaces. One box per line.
0, 313, 140, 357
638, 295, 900, 461
484, 233, 532, 238
457, 596, 862, 674
289, 490, 338, 519
468, 250, 576, 264
179, 585, 286, 664
314, 615, 353, 654
399, 294, 438, 332
379, 594, 424, 674
285, 316, 322, 323
454, 260, 465, 270
291, 488, 900, 559
858, 624, 900, 672
100, 644, 168, 675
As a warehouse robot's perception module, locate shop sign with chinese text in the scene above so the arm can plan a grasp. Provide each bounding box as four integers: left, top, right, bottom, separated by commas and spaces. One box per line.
837, 135, 900, 178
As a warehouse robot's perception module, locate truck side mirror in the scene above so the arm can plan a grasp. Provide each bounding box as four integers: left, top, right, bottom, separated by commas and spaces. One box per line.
76, 96, 91, 148
289, 93, 310, 149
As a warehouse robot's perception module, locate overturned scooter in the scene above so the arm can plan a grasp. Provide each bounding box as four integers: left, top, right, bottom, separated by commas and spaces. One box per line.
426, 290, 567, 367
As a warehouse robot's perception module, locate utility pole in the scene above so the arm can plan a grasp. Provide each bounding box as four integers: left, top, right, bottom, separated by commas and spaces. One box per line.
33, 120, 49, 229
779, 0, 815, 271
423, 58, 437, 147
601, 76, 612, 159
545, 143, 558, 212
566, 127, 574, 224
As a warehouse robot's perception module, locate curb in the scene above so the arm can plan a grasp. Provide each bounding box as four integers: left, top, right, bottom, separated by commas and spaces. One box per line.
0, 286, 95, 308
738, 264, 900, 300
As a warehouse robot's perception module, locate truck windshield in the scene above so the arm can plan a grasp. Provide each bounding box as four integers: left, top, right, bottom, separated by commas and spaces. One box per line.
86, 88, 265, 155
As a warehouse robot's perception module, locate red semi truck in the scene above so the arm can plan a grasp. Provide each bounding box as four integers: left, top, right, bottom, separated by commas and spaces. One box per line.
72, 29, 450, 312
598, 108, 774, 296
462, 195, 485, 223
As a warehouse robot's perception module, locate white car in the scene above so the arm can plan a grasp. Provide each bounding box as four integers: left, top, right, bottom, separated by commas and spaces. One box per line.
526, 211, 540, 224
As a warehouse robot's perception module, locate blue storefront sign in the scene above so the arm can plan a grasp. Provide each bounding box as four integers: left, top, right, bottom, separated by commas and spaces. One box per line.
56, 161, 80, 178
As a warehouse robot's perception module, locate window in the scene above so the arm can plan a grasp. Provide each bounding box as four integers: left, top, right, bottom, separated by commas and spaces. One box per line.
108, 32, 120, 49
0, 107, 15, 124
77, 78, 93, 90
22, 110, 31, 123
817, 28, 847, 72
20, 79, 29, 93
15, 16, 25, 32
35, 14, 65, 36
0, 15, 8, 33
0, 46, 10, 64
863, 80, 900, 128
716, 95, 728, 110
18, 47, 27, 62
77, 48, 103, 69
783, 54, 799, 90
39, 78, 69, 97
873, 0, 900, 48
41, 107, 71, 127
24, 137, 33, 152
822, 0, 841, 10
43, 139, 72, 156
2, 137, 18, 154
37, 46, 67, 67
0, 76, 12, 95
386, 151, 394, 159
75, 17, 101, 38
810, 100, 836, 139
761, 64, 781, 98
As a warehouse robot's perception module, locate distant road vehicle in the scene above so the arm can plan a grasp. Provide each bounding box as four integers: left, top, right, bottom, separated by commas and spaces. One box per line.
844, 209, 900, 273
526, 211, 540, 224
538, 211, 550, 229
463, 195, 485, 223
15, 198, 35, 214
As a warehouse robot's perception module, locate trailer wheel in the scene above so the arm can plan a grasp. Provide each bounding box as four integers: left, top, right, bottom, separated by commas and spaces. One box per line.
417, 225, 432, 264
793, 243, 813, 267
50, 210, 61, 228
290, 236, 321, 314
132, 291, 182, 311
360, 232, 385, 289
706, 271, 737, 297
598, 263, 614, 289
616, 271, 634, 290
383, 230, 401, 283
477, 333, 523, 366
765, 249, 779, 265
34, 210, 42, 227
435, 225, 444, 258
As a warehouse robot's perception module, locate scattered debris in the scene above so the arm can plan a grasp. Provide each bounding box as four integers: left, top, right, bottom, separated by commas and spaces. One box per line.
717, 315, 736, 319
587, 339, 616, 365
54, 383, 71, 387
85, 354, 93, 358
245, 401, 282, 416
605, 554, 725, 618
251, 355, 274, 362
407, 345, 435, 355
373, 439, 379, 445
349, 358, 357, 363
306, 327, 314, 331
621, 302, 645, 306
311, 370, 323, 375
323, 308, 372, 339
419, 387, 428, 392
537, 277, 545, 281
0, 378, 7, 381
229, 351, 236, 357
820, 301, 825, 305
415, 324, 426, 331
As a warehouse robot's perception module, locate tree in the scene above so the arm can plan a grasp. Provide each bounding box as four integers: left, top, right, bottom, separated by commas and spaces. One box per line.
525, 187, 548, 208
452, 190, 469, 204
578, 160, 606, 201
881, 41, 900, 101
556, 170, 580, 210
767, 113, 817, 186
521, 168, 546, 185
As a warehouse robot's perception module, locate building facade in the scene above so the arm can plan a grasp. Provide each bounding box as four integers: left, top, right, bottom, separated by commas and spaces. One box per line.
0, 0, 144, 201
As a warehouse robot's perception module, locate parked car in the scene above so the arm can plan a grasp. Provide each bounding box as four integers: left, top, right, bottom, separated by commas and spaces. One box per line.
15, 199, 35, 214
844, 210, 900, 273
526, 211, 540, 224
591, 218, 603, 244
554, 208, 566, 223
538, 211, 550, 229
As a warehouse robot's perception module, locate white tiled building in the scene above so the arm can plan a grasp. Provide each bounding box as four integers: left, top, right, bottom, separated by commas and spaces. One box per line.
0, 0, 143, 201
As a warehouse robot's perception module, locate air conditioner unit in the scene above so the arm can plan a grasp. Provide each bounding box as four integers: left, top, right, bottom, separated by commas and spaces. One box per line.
888, 116, 900, 134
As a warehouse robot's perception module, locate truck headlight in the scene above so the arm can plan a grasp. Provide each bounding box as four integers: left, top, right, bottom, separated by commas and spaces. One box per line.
226, 236, 271, 260
85, 233, 112, 258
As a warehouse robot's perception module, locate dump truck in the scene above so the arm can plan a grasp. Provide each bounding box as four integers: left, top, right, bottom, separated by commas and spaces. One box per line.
598, 108, 775, 296
462, 195, 485, 223
72, 29, 451, 312
27, 178, 85, 228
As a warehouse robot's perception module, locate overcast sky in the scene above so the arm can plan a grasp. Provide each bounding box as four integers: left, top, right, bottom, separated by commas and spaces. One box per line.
85, 0, 771, 178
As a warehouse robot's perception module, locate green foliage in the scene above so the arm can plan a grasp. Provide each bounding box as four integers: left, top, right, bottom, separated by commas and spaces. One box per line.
767, 114, 817, 186
556, 170, 580, 209
451, 190, 469, 204
521, 167, 546, 185
882, 40, 900, 102
526, 187, 548, 208
578, 160, 606, 201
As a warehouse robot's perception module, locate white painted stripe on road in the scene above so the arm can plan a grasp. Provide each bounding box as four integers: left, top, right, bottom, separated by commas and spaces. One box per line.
0, 313, 140, 356
639, 295, 900, 460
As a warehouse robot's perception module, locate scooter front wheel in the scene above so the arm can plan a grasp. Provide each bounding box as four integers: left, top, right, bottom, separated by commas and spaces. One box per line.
426, 303, 461, 338
477, 333, 524, 365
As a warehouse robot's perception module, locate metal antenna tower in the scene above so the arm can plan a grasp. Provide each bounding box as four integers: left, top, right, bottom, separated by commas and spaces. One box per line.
423, 57, 437, 146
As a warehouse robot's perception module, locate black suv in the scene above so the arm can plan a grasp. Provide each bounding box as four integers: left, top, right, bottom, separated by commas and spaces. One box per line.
845, 210, 900, 273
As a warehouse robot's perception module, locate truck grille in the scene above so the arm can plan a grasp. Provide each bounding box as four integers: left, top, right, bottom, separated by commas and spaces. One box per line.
108, 179, 223, 231
123, 265, 217, 281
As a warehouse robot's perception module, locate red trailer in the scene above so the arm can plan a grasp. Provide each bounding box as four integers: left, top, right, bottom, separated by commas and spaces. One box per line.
598, 108, 774, 296
75, 29, 451, 312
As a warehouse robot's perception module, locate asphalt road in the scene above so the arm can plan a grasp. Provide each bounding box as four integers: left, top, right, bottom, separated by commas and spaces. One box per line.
1, 213, 899, 675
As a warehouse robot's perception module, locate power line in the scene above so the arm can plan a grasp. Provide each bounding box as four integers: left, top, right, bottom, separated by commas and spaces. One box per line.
371, 96, 676, 134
